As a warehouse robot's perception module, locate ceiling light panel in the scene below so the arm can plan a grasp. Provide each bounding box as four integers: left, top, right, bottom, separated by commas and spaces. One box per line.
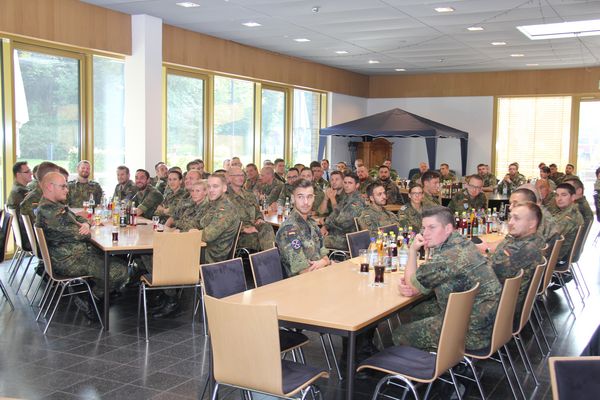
518, 19, 600, 40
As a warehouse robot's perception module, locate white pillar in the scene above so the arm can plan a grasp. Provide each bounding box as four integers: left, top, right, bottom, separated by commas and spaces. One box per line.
124, 14, 163, 172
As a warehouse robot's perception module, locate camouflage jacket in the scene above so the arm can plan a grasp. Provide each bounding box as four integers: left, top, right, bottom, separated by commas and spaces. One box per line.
538, 207, 561, 252
422, 192, 441, 209
439, 172, 456, 183
410, 172, 424, 184
7, 183, 29, 212
198, 195, 240, 263
243, 177, 259, 192
375, 178, 402, 204
174, 199, 209, 232
161, 187, 187, 215
490, 233, 544, 318
324, 191, 366, 236
151, 177, 167, 194
67, 180, 103, 208
541, 192, 557, 212
410, 232, 501, 351
321, 191, 346, 217
358, 177, 374, 195
275, 209, 328, 277
277, 183, 294, 205
113, 180, 138, 201
497, 174, 526, 194
256, 179, 284, 206
554, 204, 584, 261
314, 177, 330, 191
20, 187, 43, 219
549, 172, 565, 185
26, 180, 39, 191
479, 173, 498, 188
134, 185, 164, 219
227, 186, 262, 228
447, 190, 488, 214
312, 185, 325, 214
357, 203, 399, 238
595, 179, 600, 192
397, 203, 423, 232
575, 197, 594, 229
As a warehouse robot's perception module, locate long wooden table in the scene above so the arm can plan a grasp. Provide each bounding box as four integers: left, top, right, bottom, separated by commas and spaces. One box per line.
225, 259, 421, 399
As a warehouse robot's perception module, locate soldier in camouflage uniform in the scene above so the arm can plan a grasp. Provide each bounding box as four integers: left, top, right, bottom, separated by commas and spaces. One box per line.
421, 170, 441, 209
375, 165, 402, 205
132, 169, 164, 219
274, 159, 287, 183
164, 170, 202, 228
67, 160, 103, 208
243, 163, 260, 192
197, 175, 241, 263
536, 178, 558, 212
299, 168, 325, 214
227, 167, 275, 251
539, 166, 557, 191
275, 168, 300, 207
563, 178, 594, 229
484, 202, 544, 325
172, 181, 209, 231
7, 161, 32, 212
322, 173, 366, 250
509, 188, 560, 253
394, 206, 501, 351
317, 171, 345, 218
410, 162, 429, 184
255, 166, 284, 207
477, 164, 498, 192
554, 184, 584, 262
20, 162, 63, 220
357, 165, 374, 196
150, 162, 169, 194
357, 182, 399, 237
548, 164, 565, 185
497, 163, 527, 194
36, 172, 128, 305
310, 161, 330, 191
438, 163, 456, 183
112, 165, 138, 201
397, 183, 425, 232
155, 169, 186, 223
276, 179, 330, 277
447, 175, 488, 214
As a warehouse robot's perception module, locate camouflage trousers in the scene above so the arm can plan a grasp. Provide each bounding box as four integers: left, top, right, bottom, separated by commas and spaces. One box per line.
55, 249, 129, 298
324, 233, 349, 251
237, 223, 275, 251
392, 298, 442, 351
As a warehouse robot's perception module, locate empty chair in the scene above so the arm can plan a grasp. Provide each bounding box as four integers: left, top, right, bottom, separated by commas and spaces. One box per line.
549, 356, 600, 400
204, 296, 329, 400
0, 209, 11, 262
357, 283, 480, 400
138, 230, 203, 342
6, 208, 33, 287
346, 230, 371, 258
567, 221, 592, 298
34, 227, 102, 334
461, 270, 524, 400
18, 214, 41, 295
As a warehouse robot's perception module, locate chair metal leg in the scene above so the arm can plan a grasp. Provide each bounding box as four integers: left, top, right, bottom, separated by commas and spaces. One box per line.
44, 283, 67, 334
569, 264, 586, 302
24, 268, 39, 299
43, 281, 62, 320
201, 289, 208, 336
498, 349, 520, 400
449, 368, 463, 400
142, 284, 149, 342
30, 274, 46, 306
35, 281, 54, 320
84, 281, 103, 330
7, 248, 23, 276
15, 256, 34, 293
297, 347, 306, 364
573, 261, 590, 296
537, 296, 558, 336
503, 345, 526, 400
325, 333, 343, 381
318, 334, 333, 372
210, 382, 220, 400
531, 306, 551, 353
0, 279, 15, 311
515, 333, 539, 386
8, 250, 25, 284
556, 275, 576, 311
463, 357, 486, 399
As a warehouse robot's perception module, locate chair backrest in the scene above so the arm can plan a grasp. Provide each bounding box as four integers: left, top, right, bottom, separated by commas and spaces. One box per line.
6, 208, 23, 249
538, 236, 564, 296
567, 225, 585, 266
514, 258, 547, 335
21, 214, 39, 258
346, 230, 371, 258
0, 211, 13, 262
33, 227, 55, 280
573, 221, 592, 263
250, 247, 283, 287
485, 269, 523, 355
204, 295, 284, 395
434, 283, 480, 377
379, 224, 399, 237
353, 217, 359, 232
200, 257, 247, 299
549, 356, 600, 400
229, 221, 244, 259
151, 230, 203, 286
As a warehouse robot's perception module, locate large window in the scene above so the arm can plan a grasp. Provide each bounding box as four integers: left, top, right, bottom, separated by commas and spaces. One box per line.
495, 96, 571, 179
14, 48, 82, 172
93, 55, 125, 192
577, 99, 600, 198
213, 76, 254, 168
292, 89, 321, 165
166, 72, 205, 168
261, 88, 285, 164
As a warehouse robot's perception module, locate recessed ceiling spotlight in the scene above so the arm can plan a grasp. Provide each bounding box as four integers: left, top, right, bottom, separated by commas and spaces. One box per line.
526, 63, 539, 66
242, 22, 262, 27
335, 50, 348, 54
467, 26, 484, 31
434, 7, 455, 13
294, 38, 311, 42
491, 41, 507, 46
510, 53, 525, 57
176, 2, 200, 7
312, 6, 320, 13
395, 68, 406, 72
368, 60, 380, 64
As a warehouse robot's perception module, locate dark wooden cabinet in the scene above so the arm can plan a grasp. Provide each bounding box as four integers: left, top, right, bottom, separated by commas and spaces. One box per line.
357, 138, 392, 169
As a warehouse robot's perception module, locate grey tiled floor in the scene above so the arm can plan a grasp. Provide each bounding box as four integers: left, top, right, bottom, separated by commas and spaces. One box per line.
0, 223, 599, 399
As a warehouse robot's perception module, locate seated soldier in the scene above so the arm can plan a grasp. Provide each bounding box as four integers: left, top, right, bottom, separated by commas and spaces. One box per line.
133, 169, 164, 219
154, 169, 186, 223
317, 170, 345, 219
165, 169, 202, 228
397, 183, 425, 232
477, 163, 497, 192
321, 173, 366, 251
67, 160, 103, 208
227, 166, 275, 251
357, 182, 399, 238
375, 165, 401, 204
554, 183, 584, 263
36, 172, 128, 319
447, 174, 488, 214
255, 166, 283, 207
299, 167, 325, 215
563, 178, 593, 229
421, 170, 442, 209
393, 206, 501, 352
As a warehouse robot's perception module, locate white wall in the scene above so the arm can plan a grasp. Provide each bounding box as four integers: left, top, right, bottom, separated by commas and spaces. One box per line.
327, 95, 494, 177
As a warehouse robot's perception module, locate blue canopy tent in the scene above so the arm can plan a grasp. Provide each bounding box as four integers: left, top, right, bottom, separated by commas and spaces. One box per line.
318, 108, 469, 176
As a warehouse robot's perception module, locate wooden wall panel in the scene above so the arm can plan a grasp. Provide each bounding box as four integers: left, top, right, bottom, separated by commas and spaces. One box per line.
0, 0, 131, 55
163, 24, 369, 97
369, 67, 600, 98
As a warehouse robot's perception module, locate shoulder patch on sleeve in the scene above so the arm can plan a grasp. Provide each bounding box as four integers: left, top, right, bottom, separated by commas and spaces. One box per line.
290, 238, 302, 249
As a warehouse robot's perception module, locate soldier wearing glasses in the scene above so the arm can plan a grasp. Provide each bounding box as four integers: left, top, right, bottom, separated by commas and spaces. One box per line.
397, 183, 425, 232
447, 174, 488, 214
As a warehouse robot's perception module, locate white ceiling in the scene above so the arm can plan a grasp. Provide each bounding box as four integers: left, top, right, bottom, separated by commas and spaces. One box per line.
82, 0, 600, 75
